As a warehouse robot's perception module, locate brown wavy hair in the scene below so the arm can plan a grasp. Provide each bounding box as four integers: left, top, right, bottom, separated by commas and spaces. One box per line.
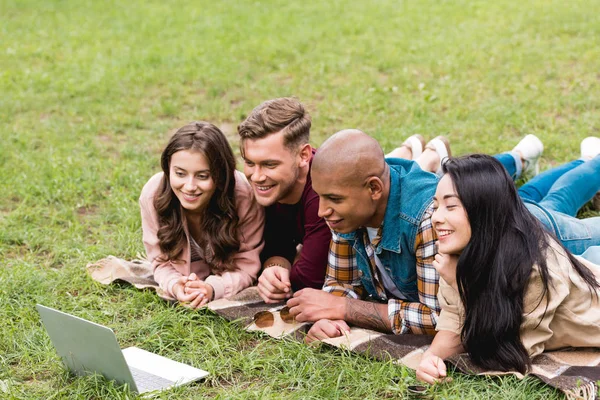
153, 121, 240, 273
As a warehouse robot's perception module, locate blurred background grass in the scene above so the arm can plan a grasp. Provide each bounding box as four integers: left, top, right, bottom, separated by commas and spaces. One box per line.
1, 0, 599, 398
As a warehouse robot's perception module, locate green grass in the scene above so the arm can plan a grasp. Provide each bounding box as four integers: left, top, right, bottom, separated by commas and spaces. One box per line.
1, 0, 599, 398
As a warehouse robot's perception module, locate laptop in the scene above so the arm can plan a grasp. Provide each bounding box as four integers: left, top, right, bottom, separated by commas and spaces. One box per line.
36, 304, 209, 394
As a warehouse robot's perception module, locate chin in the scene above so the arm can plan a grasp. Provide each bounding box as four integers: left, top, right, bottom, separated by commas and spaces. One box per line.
255, 196, 277, 207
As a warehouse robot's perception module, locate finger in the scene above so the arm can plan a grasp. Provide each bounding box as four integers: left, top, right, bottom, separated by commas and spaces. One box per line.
188, 273, 198, 281
320, 321, 345, 338
294, 310, 311, 322
416, 369, 438, 385
258, 276, 285, 296
420, 360, 442, 382
331, 320, 351, 333
306, 326, 329, 343
194, 295, 210, 309
436, 358, 447, 377
185, 280, 206, 289
266, 271, 291, 292
286, 296, 301, 309
257, 284, 288, 303
189, 292, 206, 308
178, 291, 198, 303
275, 268, 292, 287
292, 288, 306, 298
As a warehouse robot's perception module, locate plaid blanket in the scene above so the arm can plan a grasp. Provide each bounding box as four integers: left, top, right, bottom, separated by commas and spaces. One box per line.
87, 257, 600, 399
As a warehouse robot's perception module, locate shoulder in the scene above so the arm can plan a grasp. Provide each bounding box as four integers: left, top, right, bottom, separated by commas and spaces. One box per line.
542, 237, 576, 277
233, 170, 254, 202
139, 172, 164, 203
233, 170, 262, 216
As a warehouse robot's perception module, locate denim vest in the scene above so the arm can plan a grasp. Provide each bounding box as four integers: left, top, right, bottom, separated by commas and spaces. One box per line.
337, 158, 438, 302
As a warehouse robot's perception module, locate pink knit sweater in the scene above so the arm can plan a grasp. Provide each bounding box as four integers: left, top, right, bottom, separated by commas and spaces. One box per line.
139, 170, 264, 300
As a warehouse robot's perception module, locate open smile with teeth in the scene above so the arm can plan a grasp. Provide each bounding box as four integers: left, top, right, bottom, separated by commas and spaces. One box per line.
255, 184, 275, 192
437, 229, 454, 238
182, 192, 201, 201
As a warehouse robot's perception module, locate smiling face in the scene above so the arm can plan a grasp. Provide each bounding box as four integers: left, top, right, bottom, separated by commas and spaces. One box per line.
432, 174, 472, 255
242, 132, 309, 206
169, 149, 216, 214
312, 168, 380, 234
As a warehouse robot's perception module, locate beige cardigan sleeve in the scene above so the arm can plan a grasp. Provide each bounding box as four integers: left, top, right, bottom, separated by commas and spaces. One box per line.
435, 277, 463, 335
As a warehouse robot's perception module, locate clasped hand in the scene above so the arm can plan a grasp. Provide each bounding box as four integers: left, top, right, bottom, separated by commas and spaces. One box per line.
432, 252, 458, 288
172, 273, 213, 309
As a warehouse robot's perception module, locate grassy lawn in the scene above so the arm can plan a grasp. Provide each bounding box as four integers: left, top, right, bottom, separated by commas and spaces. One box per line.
1, 0, 599, 398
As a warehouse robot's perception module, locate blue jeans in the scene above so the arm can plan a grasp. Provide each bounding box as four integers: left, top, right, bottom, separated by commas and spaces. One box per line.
495, 153, 600, 257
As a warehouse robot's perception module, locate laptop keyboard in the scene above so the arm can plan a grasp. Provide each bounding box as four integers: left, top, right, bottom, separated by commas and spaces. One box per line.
129, 366, 176, 392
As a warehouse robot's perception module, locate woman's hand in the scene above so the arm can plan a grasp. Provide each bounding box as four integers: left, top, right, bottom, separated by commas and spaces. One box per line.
416, 351, 447, 384
432, 252, 459, 289
172, 273, 213, 308
183, 274, 214, 308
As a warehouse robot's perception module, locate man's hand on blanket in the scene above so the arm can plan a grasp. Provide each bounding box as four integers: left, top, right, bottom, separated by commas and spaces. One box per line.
305, 319, 350, 343
257, 265, 292, 303
416, 351, 447, 384
286, 288, 346, 322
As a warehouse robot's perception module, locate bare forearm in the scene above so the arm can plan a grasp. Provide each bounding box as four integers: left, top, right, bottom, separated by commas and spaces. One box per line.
344, 299, 393, 333
425, 330, 464, 360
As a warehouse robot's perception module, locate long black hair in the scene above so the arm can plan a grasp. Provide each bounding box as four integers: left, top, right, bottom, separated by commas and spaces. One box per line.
442, 154, 599, 373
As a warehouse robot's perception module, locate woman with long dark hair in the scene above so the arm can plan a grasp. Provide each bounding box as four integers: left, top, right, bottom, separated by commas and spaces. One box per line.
416, 154, 600, 383
140, 121, 264, 308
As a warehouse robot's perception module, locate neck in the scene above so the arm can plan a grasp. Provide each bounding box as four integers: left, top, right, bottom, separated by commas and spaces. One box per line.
183, 207, 205, 225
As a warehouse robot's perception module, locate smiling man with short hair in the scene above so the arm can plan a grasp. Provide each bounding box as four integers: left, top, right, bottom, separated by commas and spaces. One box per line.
287, 129, 441, 340
238, 98, 332, 302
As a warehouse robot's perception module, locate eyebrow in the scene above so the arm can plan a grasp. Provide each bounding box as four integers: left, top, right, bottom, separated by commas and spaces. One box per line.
243, 158, 281, 164
172, 166, 210, 173
433, 193, 460, 201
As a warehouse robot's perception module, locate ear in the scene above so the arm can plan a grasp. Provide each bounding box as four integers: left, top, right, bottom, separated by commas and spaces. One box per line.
366, 177, 384, 200
297, 143, 312, 167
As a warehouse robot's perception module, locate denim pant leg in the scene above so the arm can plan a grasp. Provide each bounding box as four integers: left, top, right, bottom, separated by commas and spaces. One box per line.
580, 246, 600, 264
519, 160, 584, 204
494, 152, 521, 180
537, 156, 600, 216
525, 202, 600, 256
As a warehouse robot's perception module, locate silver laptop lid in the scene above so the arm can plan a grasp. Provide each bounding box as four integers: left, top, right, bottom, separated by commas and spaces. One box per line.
36, 304, 138, 392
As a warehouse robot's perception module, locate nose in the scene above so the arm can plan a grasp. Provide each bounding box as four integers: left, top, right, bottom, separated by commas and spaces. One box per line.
431, 206, 443, 226
250, 165, 265, 183
184, 176, 198, 192
317, 200, 332, 219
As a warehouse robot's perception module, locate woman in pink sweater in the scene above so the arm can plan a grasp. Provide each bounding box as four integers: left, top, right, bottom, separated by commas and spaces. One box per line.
140, 121, 264, 308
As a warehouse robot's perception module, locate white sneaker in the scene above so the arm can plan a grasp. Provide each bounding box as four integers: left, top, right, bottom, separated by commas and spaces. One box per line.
581, 137, 600, 161
402, 134, 426, 159
425, 136, 451, 174
512, 134, 544, 177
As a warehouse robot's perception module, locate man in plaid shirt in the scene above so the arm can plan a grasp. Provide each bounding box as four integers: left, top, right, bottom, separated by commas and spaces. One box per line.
287, 129, 442, 340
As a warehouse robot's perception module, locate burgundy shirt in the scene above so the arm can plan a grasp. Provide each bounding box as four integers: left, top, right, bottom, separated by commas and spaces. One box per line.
261, 150, 331, 290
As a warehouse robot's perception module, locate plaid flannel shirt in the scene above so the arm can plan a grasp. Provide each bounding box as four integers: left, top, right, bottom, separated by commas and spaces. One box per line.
323, 203, 440, 335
